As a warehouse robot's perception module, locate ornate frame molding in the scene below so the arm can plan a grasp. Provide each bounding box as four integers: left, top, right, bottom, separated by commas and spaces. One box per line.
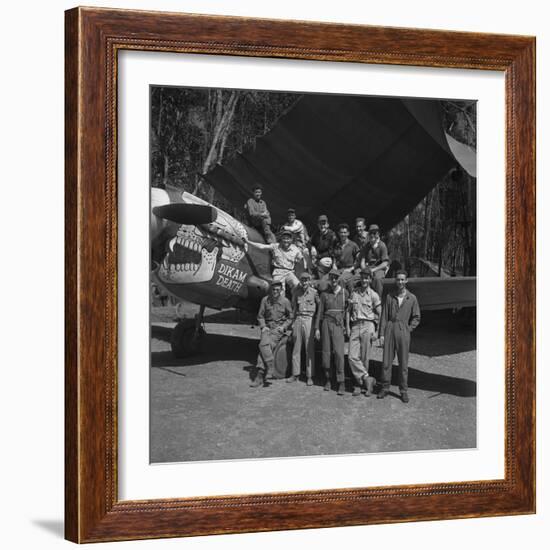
65, 7, 535, 542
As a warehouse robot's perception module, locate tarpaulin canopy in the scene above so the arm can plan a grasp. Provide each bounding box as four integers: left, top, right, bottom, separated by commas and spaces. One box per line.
202, 94, 475, 232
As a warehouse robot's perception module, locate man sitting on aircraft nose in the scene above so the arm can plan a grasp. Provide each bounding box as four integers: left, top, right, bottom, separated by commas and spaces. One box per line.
245, 230, 303, 294
244, 184, 276, 243
250, 280, 293, 388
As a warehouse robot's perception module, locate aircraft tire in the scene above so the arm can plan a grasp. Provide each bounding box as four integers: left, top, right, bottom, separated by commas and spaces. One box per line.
171, 321, 205, 358
272, 334, 292, 379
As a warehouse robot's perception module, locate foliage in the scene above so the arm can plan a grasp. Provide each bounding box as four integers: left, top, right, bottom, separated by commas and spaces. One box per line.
151, 88, 476, 275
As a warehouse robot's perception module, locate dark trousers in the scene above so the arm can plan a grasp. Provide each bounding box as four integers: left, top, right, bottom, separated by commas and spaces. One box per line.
256, 327, 285, 376
250, 216, 276, 243
371, 269, 385, 298
321, 318, 345, 383
381, 321, 410, 392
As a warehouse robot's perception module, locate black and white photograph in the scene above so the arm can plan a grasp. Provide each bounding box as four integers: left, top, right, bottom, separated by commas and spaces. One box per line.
149, 86, 477, 463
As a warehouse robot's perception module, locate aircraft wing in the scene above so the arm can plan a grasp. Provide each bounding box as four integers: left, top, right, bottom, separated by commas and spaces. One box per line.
383, 276, 476, 311
203, 94, 467, 231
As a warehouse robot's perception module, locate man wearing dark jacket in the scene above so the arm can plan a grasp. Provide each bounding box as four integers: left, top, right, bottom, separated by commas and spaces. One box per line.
377, 270, 421, 403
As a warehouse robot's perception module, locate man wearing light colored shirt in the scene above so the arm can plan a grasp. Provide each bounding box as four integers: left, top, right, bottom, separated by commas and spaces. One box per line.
246, 230, 303, 293
346, 268, 381, 396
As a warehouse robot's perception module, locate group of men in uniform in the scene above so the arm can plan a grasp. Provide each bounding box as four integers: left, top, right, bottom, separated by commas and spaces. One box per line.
244, 187, 421, 403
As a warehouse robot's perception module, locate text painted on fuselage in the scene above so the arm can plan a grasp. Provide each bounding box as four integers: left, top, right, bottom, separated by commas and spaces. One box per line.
215, 263, 247, 293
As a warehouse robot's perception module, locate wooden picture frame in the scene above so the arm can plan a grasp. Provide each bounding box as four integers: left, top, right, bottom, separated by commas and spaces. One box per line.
65, 6, 536, 543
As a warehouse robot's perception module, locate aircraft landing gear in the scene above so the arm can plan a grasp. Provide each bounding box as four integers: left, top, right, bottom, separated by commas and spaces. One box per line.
170, 305, 206, 358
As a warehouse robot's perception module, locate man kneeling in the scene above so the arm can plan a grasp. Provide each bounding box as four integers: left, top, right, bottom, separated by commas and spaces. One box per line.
250, 280, 293, 388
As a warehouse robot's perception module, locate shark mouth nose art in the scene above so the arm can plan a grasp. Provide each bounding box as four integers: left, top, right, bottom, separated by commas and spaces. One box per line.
158, 225, 219, 284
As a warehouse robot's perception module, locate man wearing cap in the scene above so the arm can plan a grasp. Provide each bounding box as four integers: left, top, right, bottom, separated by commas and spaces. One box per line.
345, 268, 381, 396
333, 223, 360, 290
357, 224, 390, 298
310, 215, 336, 270
250, 280, 293, 388
315, 268, 349, 395
287, 272, 319, 386
244, 185, 276, 243
377, 270, 421, 403
245, 230, 303, 293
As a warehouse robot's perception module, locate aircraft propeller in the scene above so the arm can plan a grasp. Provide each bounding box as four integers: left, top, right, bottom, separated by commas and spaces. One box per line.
152, 204, 218, 225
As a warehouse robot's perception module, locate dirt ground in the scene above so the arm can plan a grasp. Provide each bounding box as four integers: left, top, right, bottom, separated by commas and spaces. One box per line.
150, 306, 476, 463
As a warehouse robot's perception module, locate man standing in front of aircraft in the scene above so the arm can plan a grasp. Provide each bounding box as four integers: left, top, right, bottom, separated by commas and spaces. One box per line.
250, 280, 293, 388
315, 268, 349, 396
287, 272, 319, 386
377, 270, 421, 403
346, 268, 381, 397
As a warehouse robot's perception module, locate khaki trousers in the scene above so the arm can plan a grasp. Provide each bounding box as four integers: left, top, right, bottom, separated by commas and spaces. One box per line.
348, 320, 375, 385
292, 316, 315, 378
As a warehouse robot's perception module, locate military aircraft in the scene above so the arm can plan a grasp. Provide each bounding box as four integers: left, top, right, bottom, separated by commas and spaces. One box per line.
151, 94, 476, 359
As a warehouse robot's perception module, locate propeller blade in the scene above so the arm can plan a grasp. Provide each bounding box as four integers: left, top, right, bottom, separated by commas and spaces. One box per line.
152, 204, 218, 225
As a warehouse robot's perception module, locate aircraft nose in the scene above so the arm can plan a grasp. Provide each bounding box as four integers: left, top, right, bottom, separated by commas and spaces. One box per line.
151, 187, 171, 238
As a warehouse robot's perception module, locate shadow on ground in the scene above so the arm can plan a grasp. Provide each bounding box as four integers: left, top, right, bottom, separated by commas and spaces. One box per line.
151, 305, 256, 325
152, 326, 257, 367
369, 361, 476, 397
409, 310, 476, 357
244, 359, 476, 398
31, 519, 64, 538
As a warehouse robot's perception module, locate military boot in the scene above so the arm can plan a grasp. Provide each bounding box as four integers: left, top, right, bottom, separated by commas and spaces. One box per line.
323, 371, 331, 391
250, 371, 265, 388
363, 375, 375, 396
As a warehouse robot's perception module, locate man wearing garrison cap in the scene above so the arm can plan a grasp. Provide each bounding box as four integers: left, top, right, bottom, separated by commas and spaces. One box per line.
250, 280, 293, 388
286, 271, 319, 386
315, 268, 349, 396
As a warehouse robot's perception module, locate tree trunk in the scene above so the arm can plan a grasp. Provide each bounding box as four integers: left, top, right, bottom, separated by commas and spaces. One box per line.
194, 91, 239, 196
162, 154, 169, 187
423, 191, 432, 259
404, 215, 411, 271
